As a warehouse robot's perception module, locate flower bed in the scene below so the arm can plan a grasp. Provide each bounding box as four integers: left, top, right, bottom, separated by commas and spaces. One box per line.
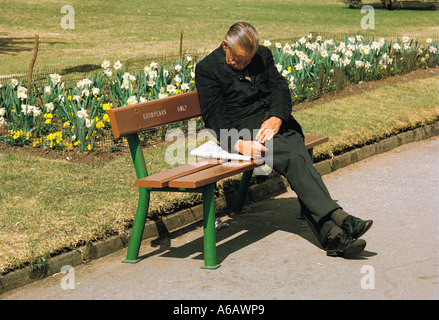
0, 34, 437, 152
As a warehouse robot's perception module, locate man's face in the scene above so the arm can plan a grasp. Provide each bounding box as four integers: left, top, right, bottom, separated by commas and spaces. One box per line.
222, 40, 254, 70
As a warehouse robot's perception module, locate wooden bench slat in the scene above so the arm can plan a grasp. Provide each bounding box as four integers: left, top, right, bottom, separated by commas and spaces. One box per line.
168, 160, 260, 189
134, 159, 222, 188
304, 135, 329, 149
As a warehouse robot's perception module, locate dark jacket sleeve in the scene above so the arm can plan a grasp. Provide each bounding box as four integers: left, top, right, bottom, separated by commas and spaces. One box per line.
195, 59, 235, 152
263, 47, 293, 122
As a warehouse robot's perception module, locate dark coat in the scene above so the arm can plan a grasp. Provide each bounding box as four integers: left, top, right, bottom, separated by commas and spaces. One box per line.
195, 44, 303, 151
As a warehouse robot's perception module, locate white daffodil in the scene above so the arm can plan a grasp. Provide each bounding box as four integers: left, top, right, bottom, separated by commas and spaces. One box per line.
101, 60, 111, 69
21, 104, 30, 115
181, 83, 190, 91
120, 80, 130, 90
122, 72, 136, 82
331, 53, 340, 62
275, 63, 282, 72
342, 58, 351, 67
81, 89, 90, 97
167, 84, 177, 94
49, 74, 62, 85
355, 60, 365, 68
17, 86, 27, 100
114, 60, 122, 70
45, 102, 54, 112
77, 108, 88, 119
31, 106, 41, 117
10, 79, 19, 87
126, 96, 138, 105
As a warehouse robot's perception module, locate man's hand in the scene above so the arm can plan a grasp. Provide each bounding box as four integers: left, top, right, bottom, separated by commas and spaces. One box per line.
234, 139, 267, 160
255, 116, 282, 143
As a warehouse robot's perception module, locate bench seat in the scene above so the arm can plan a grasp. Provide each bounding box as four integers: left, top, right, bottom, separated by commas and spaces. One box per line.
135, 135, 328, 189
107, 90, 329, 269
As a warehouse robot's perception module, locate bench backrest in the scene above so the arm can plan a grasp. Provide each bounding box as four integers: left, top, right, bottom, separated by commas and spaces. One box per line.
107, 91, 201, 139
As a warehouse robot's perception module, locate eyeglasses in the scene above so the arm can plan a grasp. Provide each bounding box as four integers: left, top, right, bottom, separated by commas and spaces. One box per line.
225, 47, 254, 68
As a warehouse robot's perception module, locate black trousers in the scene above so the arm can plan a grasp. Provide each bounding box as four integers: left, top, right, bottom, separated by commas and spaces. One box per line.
233, 110, 341, 246
268, 128, 341, 246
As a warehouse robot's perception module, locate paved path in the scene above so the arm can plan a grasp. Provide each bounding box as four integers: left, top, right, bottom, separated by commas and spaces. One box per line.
2, 137, 438, 300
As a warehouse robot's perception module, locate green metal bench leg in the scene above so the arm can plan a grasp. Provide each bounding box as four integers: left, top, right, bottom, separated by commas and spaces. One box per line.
233, 169, 253, 214
122, 187, 150, 263
201, 184, 220, 269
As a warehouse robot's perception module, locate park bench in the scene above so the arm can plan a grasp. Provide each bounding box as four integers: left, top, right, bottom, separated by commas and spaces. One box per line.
107, 90, 328, 269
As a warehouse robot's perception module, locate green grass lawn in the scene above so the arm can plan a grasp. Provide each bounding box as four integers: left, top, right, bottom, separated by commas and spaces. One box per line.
0, 0, 438, 78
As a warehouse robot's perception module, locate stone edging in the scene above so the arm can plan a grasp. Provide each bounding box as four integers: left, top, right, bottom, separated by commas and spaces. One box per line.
1, 121, 438, 296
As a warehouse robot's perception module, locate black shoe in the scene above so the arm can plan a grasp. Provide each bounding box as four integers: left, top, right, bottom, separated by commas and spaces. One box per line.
341, 215, 373, 239
325, 231, 366, 257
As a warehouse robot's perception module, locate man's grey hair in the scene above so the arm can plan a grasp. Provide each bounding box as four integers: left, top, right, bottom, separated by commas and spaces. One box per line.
225, 22, 259, 55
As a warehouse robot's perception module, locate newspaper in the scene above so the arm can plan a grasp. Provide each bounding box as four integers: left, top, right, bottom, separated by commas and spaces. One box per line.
189, 141, 252, 161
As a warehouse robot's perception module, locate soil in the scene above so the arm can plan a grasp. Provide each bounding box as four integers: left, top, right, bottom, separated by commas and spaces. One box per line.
1, 66, 438, 166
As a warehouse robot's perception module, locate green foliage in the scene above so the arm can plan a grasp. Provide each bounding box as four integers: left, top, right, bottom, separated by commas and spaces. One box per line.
0, 35, 438, 151
340, 0, 363, 8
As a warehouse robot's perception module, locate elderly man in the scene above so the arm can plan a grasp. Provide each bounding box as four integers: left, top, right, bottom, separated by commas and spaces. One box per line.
195, 22, 372, 257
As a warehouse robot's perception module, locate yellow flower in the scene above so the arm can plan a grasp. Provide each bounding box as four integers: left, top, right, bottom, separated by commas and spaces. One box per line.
63, 121, 71, 127
87, 144, 92, 151
103, 114, 110, 122
96, 120, 105, 129
45, 118, 52, 124
102, 103, 111, 111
